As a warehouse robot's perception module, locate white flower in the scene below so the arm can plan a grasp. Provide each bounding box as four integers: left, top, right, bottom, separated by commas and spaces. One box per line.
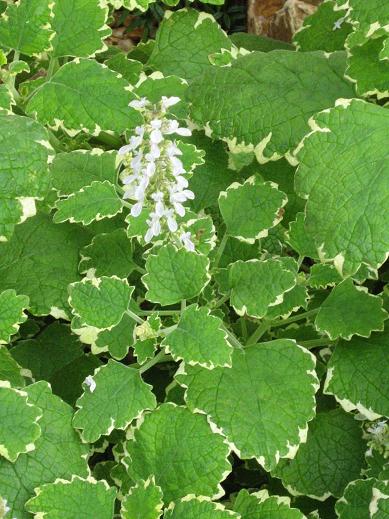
165, 119, 192, 137
84, 375, 96, 393
170, 156, 185, 176
161, 96, 180, 110
131, 201, 143, 217
180, 231, 195, 252
129, 97, 149, 110
164, 208, 178, 232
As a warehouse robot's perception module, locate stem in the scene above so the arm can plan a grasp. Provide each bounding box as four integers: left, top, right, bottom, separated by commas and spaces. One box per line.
211, 294, 230, 309
212, 232, 228, 270
270, 308, 319, 329
246, 320, 270, 346
134, 265, 146, 275
48, 129, 66, 152
299, 338, 335, 349
46, 57, 58, 79
93, 131, 122, 149
138, 309, 180, 316
158, 324, 177, 336
139, 350, 172, 374
181, 299, 186, 312
224, 327, 244, 349
126, 309, 144, 325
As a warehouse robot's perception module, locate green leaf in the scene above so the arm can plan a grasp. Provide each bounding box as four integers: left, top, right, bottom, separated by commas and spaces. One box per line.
296, 98, 389, 276
178, 340, 318, 471
124, 403, 231, 502
187, 51, 353, 161
230, 32, 294, 52
143, 244, 210, 306
273, 409, 367, 500
162, 304, 232, 368
69, 276, 133, 331
0, 84, 13, 114
0, 0, 54, 56
324, 328, 389, 420
80, 229, 136, 278
346, 34, 389, 99
308, 264, 342, 289
265, 284, 309, 321
73, 359, 156, 443
0, 213, 90, 316
287, 213, 318, 260
229, 259, 297, 318
335, 478, 376, 519
26, 59, 142, 135
51, 150, 117, 196
94, 312, 136, 360
233, 489, 306, 518
53, 181, 123, 225
0, 385, 41, 462
293, 1, 352, 52
105, 54, 143, 84
0, 381, 89, 519
121, 477, 163, 519
371, 480, 389, 518
0, 114, 53, 240
315, 279, 387, 340
164, 496, 239, 518
10, 322, 84, 383
219, 177, 287, 242
0, 346, 25, 387
134, 339, 157, 365
148, 9, 231, 81
25, 476, 117, 519
0, 290, 29, 344
51, 0, 111, 58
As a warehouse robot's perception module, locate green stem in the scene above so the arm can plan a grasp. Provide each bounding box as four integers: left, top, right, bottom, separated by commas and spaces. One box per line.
126, 309, 144, 325
158, 324, 177, 336
270, 308, 319, 329
212, 232, 228, 270
47, 129, 66, 152
299, 338, 335, 349
138, 309, 180, 316
46, 57, 58, 79
93, 131, 122, 149
134, 265, 146, 275
246, 320, 270, 346
224, 327, 244, 349
211, 294, 230, 309
139, 350, 172, 374
181, 299, 186, 312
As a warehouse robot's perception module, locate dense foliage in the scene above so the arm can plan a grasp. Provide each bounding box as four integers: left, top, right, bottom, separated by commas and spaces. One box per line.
0, 0, 388, 517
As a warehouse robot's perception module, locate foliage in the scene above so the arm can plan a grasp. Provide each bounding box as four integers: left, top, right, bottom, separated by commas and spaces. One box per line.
0, 1, 388, 518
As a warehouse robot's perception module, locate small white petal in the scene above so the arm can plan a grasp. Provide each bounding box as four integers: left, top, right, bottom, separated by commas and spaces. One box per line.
173, 202, 185, 217
161, 96, 180, 110
144, 228, 154, 243
129, 97, 149, 110
175, 127, 192, 137
150, 129, 163, 144
151, 118, 162, 129
118, 144, 132, 156
84, 375, 96, 393
131, 202, 143, 217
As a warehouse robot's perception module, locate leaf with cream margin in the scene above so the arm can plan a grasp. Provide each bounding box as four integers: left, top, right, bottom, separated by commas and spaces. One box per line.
0, 385, 41, 462
51, 150, 117, 196
228, 258, 297, 318
123, 403, 231, 503
53, 181, 123, 226
50, 0, 111, 58
164, 496, 239, 519
0, 382, 89, 519
142, 244, 210, 306
0, 290, 29, 344
314, 279, 387, 340
335, 478, 377, 519
25, 476, 117, 519
0, 347, 25, 387
148, 9, 232, 82
94, 313, 136, 360
219, 177, 287, 243
0, 114, 53, 241
233, 489, 307, 518
26, 59, 142, 135
73, 359, 156, 443
324, 328, 389, 420
162, 304, 232, 368
370, 480, 389, 519
68, 276, 133, 331
0, 0, 54, 56
121, 477, 163, 519
294, 99, 389, 276
0, 84, 13, 114
178, 340, 318, 471
293, 0, 352, 52
273, 409, 367, 500
0, 213, 90, 316
187, 50, 353, 161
